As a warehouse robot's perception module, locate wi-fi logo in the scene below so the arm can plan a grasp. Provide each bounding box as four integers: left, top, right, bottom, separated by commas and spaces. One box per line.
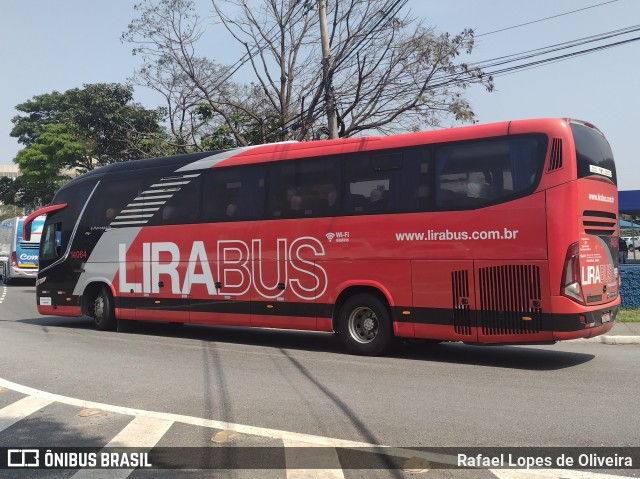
325, 232, 335, 242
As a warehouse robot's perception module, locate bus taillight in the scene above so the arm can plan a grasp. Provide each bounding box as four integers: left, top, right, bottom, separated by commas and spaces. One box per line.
10, 251, 17, 267
562, 242, 584, 304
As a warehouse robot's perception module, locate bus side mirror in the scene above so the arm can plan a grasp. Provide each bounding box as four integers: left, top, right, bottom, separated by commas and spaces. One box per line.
22, 204, 69, 241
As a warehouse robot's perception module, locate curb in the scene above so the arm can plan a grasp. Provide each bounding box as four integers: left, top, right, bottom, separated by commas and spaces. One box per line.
566, 335, 640, 345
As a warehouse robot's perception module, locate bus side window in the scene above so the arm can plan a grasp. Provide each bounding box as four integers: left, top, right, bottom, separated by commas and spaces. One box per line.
345, 153, 401, 215
268, 157, 340, 219
41, 222, 63, 261
507, 136, 547, 191
202, 165, 265, 222
87, 175, 147, 227
306, 157, 341, 217
436, 140, 502, 209
434, 136, 547, 210
159, 177, 201, 225
269, 163, 301, 218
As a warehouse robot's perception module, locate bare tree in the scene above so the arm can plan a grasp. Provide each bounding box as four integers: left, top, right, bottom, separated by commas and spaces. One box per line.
135, 58, 208, 152
124, 0, 493, 147
207, 0, 323, 140
124, 0, 272, 149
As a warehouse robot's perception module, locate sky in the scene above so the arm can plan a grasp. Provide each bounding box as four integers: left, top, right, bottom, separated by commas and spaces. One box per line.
1, 0, 639, 189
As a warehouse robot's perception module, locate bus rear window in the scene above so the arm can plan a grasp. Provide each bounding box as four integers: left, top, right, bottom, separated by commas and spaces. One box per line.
570, 122, 616, 185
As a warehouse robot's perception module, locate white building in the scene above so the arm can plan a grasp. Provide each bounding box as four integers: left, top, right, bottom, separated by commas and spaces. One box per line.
0, 164, 19, 179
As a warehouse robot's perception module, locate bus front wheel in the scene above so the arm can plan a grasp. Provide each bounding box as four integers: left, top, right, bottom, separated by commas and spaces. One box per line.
338, 293, 394, 356
93, 287, 116, 331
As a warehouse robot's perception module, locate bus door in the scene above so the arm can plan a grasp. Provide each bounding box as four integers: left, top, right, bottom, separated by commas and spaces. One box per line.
411, 260, 476, 341
38, 183, 97, 276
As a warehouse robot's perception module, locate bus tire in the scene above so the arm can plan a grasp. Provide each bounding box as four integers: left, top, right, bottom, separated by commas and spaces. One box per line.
2, 265, 10, 285
93, 286, 116, 331
338, 293, 394, 356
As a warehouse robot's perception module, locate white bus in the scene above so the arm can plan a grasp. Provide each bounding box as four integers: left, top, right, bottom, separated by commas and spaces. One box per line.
0, 215, 45, 284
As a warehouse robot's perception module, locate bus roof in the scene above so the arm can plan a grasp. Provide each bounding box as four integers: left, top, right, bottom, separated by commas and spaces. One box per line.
60, 117, 591, 188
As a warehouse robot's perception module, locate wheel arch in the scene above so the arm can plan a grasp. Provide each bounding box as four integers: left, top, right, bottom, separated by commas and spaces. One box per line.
80, 280, 116, 317
331, 282, 394, 332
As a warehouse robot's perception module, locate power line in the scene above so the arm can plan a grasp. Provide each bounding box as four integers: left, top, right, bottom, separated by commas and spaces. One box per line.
477, 0, 620, 37
468, 24, 640, 71
413, 24, 640, 90
239, 5, 640, 142
486, 35, 640, 77
274, 24, 640, 139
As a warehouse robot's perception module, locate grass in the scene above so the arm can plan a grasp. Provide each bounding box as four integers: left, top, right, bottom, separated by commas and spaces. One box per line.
619, 308, 640, 322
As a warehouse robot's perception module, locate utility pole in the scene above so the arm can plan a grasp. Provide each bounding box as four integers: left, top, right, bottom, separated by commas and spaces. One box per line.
318, 0, 338, 139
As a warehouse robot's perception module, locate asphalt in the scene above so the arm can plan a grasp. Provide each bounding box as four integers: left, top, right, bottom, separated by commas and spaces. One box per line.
577, 321, 640, 344
610, 321, 640, 335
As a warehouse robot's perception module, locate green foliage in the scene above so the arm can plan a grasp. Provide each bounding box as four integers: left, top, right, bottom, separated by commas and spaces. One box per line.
0, 175, 60, 210
0, 177, 15, 206
14, 123, 84, 176
619, 308, 640, 323
10, 90, 69, 147
9, 83, 173, 206
12, 83, 169, 169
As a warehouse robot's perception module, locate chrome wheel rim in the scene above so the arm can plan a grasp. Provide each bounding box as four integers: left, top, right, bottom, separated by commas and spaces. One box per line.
94, 295, 105, 321
348, 306, 378, 344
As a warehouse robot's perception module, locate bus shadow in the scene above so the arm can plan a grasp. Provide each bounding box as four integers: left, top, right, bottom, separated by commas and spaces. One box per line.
3, 279, 36, 288
391, 341, 595, 370
16, 317, 96, 332
18, 317, 594, 371
19, 316, 346, 352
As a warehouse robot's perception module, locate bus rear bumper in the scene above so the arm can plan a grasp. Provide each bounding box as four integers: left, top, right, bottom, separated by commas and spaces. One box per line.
402, 301, 619, 343
551, 302, 619, 340
553, 316, 616, 340
9, 266, 38, 279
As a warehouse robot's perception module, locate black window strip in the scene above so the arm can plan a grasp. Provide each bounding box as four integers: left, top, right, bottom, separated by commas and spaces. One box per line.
583, 210, 616, 219
583, 220, 616, 227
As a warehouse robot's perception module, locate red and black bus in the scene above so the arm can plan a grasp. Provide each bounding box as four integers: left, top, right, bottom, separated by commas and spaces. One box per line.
25, 118, 619, 355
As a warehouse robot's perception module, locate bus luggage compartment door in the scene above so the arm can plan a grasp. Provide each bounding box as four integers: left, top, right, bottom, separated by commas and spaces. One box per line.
135, 259, 191, 324
474, 261, 552, 343
411, 260, 476, 342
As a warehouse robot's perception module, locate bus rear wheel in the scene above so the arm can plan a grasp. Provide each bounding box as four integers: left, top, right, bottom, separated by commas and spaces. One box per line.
93, 286, 116, 331
338, 293, 393, 356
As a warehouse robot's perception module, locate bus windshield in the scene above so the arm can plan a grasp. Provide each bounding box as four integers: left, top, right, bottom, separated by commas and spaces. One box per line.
571, 122, 616, 184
